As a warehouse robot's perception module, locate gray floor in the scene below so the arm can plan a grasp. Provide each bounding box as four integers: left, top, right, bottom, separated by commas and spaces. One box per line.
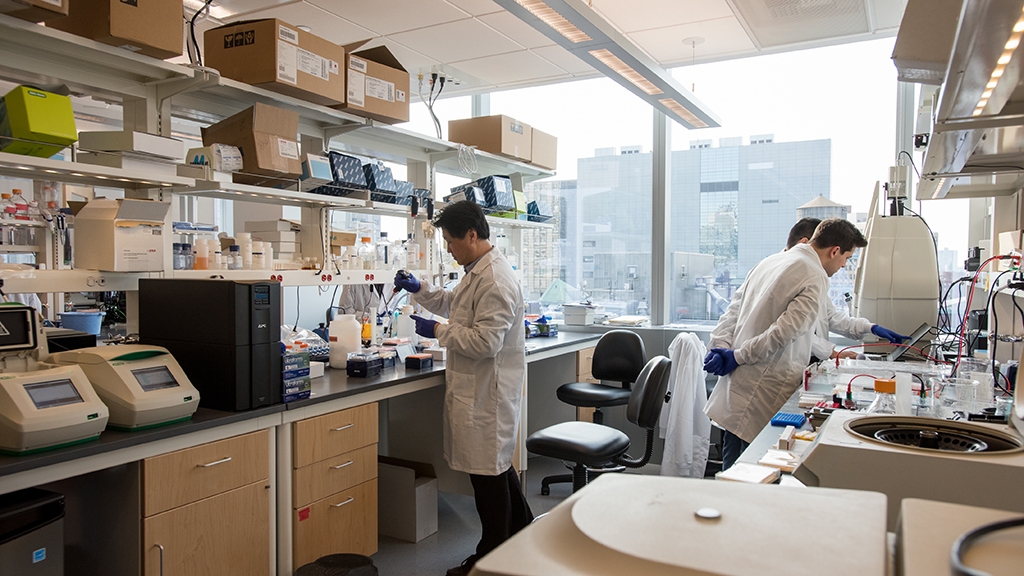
371, 456, 573, 576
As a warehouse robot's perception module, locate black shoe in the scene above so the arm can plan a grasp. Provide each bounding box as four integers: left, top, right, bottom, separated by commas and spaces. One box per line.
445, 555, 477, 576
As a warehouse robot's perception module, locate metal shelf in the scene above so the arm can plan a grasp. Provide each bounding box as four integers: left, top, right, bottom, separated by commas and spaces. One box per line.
171, 268, 428, 287
486, 216, 555, 230
170, 180, 366, 209
0, 269, 160, 293
0, 151, 194, 189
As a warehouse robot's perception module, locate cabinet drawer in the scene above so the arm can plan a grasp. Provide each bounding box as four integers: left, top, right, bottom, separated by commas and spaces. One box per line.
293, 403, 378, 468
143, 480, 270, 576
293, 479, 377, 569
143, 430, 268, 517
577, 347, 596, 376
579, 370, 600, 385
293, 444, 378, 509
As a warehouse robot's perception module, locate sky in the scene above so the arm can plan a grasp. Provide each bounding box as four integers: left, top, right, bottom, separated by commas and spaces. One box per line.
400, 36, 970, 260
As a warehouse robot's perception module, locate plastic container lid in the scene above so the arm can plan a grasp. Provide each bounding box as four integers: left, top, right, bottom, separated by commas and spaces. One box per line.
874, 378, 896, 394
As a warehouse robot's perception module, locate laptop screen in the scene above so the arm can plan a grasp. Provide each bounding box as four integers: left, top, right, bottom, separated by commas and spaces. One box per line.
884, 322, 933, 362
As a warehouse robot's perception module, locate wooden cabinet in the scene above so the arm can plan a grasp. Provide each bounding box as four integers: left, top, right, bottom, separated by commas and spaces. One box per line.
577, 346, 599, 422
142, 430, 270, 576
293, 402, 379, 569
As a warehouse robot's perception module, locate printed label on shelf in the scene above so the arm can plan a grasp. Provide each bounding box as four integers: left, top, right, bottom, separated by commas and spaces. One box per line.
277, 41, 298, 85
347, 69, 365, 107
365, 76, 394, 102
298, 48, 329, 81
278, 25, 299, 45
349, 56, 367, 73
278, 138, 300, 160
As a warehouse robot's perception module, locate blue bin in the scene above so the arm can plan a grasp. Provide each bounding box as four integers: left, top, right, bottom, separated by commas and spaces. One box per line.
59, 311, 104, 335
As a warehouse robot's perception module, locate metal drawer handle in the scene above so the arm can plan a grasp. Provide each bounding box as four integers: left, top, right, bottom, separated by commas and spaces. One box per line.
197, 456, 232, 468
331, 460, 354, 470
155, 544, 164, 576
330, 423, 354, 432
331, 497, 355, 508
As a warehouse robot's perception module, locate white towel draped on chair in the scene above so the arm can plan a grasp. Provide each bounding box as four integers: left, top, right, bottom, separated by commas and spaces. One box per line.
659, 332, 711, 478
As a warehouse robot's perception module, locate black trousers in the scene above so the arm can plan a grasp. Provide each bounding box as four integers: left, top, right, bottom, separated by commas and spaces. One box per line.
468, 465, 534, 562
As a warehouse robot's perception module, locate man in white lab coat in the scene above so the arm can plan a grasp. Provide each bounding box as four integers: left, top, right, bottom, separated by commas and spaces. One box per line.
786, 217, 906, 362
703, 218, 868, 470
394, 201, 532, 576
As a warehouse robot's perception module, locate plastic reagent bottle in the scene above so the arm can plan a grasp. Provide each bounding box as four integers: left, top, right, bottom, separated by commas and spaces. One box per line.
866, 378, 897, 415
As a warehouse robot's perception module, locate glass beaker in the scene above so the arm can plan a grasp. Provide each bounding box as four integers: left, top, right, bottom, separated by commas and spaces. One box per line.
928, 377, 981, 419
956, 358, 995, 403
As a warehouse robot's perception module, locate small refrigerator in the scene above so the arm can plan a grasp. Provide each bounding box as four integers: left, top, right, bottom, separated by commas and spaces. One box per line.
0, 488, 64, 576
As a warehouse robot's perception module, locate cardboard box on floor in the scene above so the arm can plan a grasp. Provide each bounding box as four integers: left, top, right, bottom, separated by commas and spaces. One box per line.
448, 115, 532, 162
201, 103, 302, 186
48, 0, 181, 60
336, 42, 410, 124
378, 456, 437, 543
73, 198, 170, 272
204, 19, 346, 107
0, 0, 67, 22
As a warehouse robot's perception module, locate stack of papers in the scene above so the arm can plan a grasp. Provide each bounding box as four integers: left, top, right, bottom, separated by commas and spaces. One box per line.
715, 462, 780, 484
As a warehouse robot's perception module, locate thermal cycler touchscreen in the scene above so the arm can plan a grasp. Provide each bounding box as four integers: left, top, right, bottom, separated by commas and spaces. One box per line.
24, 379, 84, 409
132, 366, 180, 392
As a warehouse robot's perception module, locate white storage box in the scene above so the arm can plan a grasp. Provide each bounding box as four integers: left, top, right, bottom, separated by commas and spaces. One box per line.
73, 198, 169, 272
77, 151, 179, 179
563, 304, 596, 326
79, 130, 185, 161
245, 219, 300, 232
250, 230, 297, 243
378, 456, 438, 543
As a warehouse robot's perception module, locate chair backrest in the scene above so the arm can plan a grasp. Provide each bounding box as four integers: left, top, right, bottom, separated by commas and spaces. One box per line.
626, 356, 672, 430
591, 329, 646, 385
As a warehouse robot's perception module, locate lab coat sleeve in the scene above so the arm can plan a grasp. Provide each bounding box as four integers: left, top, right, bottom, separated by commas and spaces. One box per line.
435, 274, 516, 359
709, 281, 745, 349
826, 299, 874, 339
411, 280, 452, 318
733, 279, 823, 366
810, 333, 835, 361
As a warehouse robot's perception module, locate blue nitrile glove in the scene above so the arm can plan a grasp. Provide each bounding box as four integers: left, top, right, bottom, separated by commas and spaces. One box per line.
411, 315, 437, 338
871, 324, 908, 344
710, 348, 738, 376
394, 270, 421, 293
703, 350, 724, 375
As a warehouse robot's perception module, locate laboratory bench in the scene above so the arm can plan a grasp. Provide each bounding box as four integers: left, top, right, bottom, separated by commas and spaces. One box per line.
0, 331, 600, 576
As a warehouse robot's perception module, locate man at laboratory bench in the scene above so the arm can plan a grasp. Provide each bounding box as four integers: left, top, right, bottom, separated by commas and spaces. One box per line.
786, 217, 907, 362
393, 201, 532, 576
704, 218, 868, 471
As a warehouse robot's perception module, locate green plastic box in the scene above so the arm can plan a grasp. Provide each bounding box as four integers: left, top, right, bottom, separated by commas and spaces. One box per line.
0, 86, 77, 157
492, 190, 528, 220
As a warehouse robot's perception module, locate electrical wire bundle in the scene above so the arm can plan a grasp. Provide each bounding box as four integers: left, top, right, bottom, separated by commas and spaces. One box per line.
184, 0, 214, 66
419, 73, 446, 139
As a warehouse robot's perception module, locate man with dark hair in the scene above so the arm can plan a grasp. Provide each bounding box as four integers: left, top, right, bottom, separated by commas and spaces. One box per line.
703, 218, 868, 470
785, 218, 906, 360
393, 201, 532, 576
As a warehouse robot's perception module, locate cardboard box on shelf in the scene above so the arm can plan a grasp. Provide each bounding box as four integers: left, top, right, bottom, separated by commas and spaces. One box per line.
201, 103, 302, 185
336, 42, 410, 124
0, 85, 77, 158
448, 115, 532, 162
0, 0, 68, 23
531, 127, 557, 170
329, 231, 357, 247
378, 456, 438, 543
73, 198, 170, 272
204, 19, 346, 107
48, 0, 181, 59
79, 130, 184, 161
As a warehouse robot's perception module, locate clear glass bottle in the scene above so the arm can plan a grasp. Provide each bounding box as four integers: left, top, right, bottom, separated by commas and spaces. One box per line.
172, 243, 182, 270
376, 232, 390, 269
392, 238, 407, 271
182, 243, 194, 270
227, 245, 242, 270
866, 378, 897, 415
359, 236, 375, 270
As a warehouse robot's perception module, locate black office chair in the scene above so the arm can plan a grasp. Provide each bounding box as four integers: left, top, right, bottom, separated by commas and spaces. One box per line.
527, 355, 672, 493
539, 329, 646, 495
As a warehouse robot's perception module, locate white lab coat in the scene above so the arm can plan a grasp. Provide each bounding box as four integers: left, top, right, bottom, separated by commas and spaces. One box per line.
810, 299, 874, 361
412, 248, 526, 475
704, 243, 829, 442
659, 332, 711, 478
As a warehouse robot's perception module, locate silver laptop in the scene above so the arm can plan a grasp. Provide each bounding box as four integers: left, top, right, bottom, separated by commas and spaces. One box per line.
864, 322, 932, 362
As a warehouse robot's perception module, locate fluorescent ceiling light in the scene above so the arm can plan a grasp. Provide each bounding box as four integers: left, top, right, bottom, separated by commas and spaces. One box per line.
493, 0, 720, 129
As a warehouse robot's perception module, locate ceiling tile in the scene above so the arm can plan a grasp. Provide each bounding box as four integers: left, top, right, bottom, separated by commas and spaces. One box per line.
444, 0, 504, 16
224, 1, 375, 45
307, 0, 469, 35
531, 45, 595, 75
591, 0, 735, 34
450, 51, 570, 86
478, 11, 556, 49
212, 0, 295, 18
390, 18, 525, 63
871, 0, 908, 30
629, 17, 756, 65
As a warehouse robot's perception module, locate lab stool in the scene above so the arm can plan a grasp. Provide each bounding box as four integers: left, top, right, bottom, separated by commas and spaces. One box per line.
295, 553, 377, 576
